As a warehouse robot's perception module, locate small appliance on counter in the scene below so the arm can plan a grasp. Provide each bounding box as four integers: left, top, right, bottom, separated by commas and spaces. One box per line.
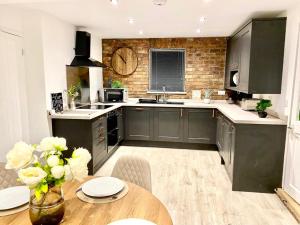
240, 98, 260, 111
103, 88, 128, 103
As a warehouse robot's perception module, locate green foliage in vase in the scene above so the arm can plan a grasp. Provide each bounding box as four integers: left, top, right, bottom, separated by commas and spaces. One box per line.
67, 82, 81, 98
256, 99, 272, 112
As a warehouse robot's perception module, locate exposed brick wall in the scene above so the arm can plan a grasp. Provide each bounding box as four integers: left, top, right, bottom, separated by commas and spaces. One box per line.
102, 37, 227, 99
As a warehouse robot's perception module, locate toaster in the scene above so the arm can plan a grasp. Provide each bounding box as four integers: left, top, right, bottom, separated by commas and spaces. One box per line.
240, 98, 260, 111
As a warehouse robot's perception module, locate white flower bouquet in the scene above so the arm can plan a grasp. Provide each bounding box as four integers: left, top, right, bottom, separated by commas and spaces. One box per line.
5, 137, 91, 200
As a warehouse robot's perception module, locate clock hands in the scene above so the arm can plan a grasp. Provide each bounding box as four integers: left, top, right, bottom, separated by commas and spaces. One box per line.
117, 53, 126, 64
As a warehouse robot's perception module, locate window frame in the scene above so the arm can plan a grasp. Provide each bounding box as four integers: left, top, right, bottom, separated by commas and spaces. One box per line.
148, 48, 186, 94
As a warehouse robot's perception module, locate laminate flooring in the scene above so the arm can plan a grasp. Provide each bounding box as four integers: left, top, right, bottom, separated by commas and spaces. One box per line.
96, 146, 298, 225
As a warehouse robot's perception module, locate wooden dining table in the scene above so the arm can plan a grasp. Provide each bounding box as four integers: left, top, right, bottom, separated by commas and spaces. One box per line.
0, 177, 173, 225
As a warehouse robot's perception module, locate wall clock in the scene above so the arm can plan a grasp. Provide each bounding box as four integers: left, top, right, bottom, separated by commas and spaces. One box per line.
111, 47, 138, 76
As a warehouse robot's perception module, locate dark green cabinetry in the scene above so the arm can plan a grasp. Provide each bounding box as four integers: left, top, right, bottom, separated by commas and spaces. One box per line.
225, 18, 286, 94
124, 107, 154, 141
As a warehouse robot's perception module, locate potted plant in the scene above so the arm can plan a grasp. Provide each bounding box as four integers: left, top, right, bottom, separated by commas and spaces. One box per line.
111, 80, 123, 88
203, 89, 214, 104
256, 99, 272, 118
67, 82, 81, 110
5, 137, 91, 225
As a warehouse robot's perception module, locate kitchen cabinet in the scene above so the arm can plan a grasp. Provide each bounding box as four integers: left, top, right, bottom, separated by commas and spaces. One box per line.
183, 109, 216, 144
117, 108, 124, 142
52, 115, 108, 175
216, 111, 286, 193
153, 108, 184, 142
124, 107, 154, 141
225, 18, 286, 94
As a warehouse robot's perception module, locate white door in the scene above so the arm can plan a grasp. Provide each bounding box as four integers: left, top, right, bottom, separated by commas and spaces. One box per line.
0, 30, 29, 162
283, 24, 300, 204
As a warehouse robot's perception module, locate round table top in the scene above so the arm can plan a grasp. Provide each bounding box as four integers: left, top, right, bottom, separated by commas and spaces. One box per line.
0, 177, 173, 225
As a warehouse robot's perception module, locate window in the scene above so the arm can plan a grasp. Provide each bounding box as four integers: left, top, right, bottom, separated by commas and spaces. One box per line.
149, 49, 185, 92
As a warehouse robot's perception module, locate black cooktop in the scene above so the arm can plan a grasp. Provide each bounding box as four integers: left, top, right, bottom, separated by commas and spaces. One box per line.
78, 105, 114, 110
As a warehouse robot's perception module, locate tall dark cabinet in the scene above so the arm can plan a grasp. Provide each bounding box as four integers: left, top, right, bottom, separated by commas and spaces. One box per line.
225, 18, 286, 94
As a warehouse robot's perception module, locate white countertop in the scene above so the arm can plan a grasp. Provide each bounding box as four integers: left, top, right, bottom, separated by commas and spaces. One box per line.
49, 99, 286, 125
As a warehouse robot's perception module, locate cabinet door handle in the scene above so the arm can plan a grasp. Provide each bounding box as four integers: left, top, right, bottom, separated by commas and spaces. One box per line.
180, 108, 183, 117
135, 107, 144, 111
212, 109, 215, 118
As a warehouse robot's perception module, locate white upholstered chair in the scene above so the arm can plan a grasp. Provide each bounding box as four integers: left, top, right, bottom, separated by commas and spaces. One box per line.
111, 155, 152, 192
0, 162, 19, 190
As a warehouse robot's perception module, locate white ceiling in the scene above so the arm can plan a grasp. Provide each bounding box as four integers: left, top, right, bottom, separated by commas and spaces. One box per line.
1, 0, 299, 38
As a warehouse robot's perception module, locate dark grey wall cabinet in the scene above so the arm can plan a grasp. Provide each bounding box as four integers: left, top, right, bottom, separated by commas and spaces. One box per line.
183, 109, 216, 144
216, 111, 286, 193
52, 115, 109, 175
225, 18, 286, 94
153, 108, 184, 142
125, 107, 154, 141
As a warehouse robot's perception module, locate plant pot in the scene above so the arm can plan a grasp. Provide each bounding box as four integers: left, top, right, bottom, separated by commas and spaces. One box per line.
29, 186, 65, 225
70, 98, 76, 110
258, 111, 268, 118
203, 98, 211, 104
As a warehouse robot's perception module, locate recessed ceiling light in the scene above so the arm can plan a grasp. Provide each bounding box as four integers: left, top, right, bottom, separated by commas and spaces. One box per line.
139, 30, 144, 35
196, 29, 201, 34
153, 0, 167, 6
110, 0, 119, 5
200, 16, 206, 23
128, 18, 135, 24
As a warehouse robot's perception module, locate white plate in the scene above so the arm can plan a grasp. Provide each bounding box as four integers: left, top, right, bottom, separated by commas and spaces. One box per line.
108, 219, 157, 225
0, 186, 30, 210
81, 177, 125, 198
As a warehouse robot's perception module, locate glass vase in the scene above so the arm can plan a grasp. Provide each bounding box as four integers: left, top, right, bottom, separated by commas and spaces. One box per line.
29, 186, 65, 225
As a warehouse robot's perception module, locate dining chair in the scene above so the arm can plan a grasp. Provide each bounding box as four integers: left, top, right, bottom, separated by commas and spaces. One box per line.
111, 155, 152, 192
0, 162, 19, 190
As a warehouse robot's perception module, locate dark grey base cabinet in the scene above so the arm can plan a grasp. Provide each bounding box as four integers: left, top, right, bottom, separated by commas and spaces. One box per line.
153, 108, 184, 142
216, 111, 286, 193
52, 116, 109, 175
183, 109, 216, 144
125, 107, 216, 144
124, 107, 154, 141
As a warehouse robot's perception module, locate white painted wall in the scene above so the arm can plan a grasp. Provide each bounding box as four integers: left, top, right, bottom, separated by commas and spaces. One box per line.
0, 5, 76, 152
41, 14, 75, 109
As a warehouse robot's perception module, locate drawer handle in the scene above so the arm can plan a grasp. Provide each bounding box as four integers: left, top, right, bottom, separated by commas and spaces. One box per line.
135, 108, 144, 111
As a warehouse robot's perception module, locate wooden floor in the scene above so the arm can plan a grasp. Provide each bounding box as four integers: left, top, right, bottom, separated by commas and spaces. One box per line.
96, 146, 298, 225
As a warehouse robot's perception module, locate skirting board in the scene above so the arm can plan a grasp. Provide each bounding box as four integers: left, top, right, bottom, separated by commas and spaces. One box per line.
275, 188, 300, 223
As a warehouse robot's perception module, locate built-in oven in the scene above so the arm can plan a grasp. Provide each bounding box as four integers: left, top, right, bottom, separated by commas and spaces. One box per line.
107, 110, 119, 153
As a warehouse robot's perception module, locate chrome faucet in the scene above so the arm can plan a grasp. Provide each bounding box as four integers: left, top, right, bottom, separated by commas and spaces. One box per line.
162, 85, 167, 103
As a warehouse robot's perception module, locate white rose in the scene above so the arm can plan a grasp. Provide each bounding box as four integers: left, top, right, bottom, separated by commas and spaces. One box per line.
64, 165, 73, 181
18, 167, 47, 186
5, 142, 35, 170
38, 137, 67, 152
47, 155, 60, 167
72, 148, 91, 164
69, 158, 88, 181
51, 166, 65, 179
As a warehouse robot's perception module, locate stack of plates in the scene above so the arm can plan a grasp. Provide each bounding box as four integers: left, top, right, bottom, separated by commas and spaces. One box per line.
81, 177, 125, 198
108, 219, 157, 225
0, 186, 30, 211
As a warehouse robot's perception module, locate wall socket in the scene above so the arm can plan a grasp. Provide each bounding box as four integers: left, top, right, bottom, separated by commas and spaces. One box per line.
218, 90, 226, 96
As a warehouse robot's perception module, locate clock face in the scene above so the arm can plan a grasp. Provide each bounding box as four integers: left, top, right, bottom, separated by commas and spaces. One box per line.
111, 47, 138, 76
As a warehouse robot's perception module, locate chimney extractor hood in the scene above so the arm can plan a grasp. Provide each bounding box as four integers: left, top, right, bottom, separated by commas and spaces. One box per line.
68, 31, 107, 68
